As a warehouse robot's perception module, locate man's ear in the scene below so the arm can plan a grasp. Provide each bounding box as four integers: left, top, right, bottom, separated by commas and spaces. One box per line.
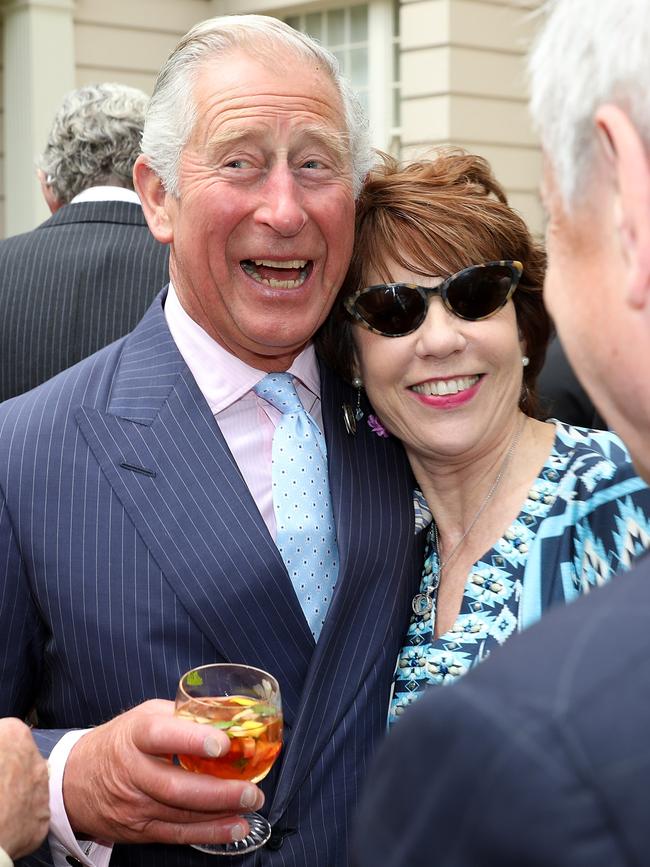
595, 104, 650, 310
38, 170, 62, 214
133, 155, 174, 244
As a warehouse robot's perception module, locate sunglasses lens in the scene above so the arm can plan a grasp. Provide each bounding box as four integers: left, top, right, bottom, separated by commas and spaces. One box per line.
446, 264, 515, 320
354, 285, 424, 336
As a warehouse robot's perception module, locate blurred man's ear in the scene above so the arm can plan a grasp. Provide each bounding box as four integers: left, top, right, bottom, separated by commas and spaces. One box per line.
38, 170, 63, 214
133, 156, 174, 244
595, 104, 650, 311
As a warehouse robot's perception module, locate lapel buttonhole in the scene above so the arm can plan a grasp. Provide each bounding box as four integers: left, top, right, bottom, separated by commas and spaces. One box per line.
119, 461, 157, 478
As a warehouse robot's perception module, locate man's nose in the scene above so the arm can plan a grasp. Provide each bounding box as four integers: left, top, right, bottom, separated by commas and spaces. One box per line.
254, 164, 308, 237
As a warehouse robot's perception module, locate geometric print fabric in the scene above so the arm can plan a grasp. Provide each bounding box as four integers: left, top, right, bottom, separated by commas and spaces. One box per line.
254, 373, 338, 640
390, 421, 650, 726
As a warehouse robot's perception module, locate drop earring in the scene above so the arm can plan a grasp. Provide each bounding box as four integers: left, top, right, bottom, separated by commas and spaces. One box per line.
342, 377, 364, 435
352, 377, 365, 421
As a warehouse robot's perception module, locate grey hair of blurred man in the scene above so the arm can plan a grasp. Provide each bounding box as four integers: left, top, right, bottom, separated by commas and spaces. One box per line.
528, 0, 650, 209
140, 14, 372, 200
38, 83, 149, 206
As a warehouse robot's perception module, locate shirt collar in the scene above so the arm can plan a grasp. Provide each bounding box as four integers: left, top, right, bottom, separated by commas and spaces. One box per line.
164, 281, 321, 413
69, 186, 141, 205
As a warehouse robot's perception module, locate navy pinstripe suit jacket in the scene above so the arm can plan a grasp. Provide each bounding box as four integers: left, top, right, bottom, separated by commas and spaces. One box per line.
0, 292, 423, 866
0, 199, 169, 402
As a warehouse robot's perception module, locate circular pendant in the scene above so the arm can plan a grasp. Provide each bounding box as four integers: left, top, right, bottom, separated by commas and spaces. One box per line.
412, 592, 433, 616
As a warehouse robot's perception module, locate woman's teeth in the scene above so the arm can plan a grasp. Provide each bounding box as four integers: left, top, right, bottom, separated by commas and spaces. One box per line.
411, 375, 479, 396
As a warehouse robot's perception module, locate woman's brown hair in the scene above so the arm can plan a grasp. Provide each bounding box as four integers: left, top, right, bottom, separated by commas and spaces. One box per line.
317, 148, 551, 417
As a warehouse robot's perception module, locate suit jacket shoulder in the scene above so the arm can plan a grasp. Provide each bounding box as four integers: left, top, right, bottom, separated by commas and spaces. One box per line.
0, 200, 169, 401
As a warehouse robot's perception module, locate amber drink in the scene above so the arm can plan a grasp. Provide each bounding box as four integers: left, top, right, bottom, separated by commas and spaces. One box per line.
174, 663, 283, 856
176, 694, 282, 783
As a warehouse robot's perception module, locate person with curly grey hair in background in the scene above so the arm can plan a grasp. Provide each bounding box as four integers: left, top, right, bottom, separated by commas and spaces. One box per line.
37, 83, 148, 208
352, 2, 650, 865
0, 82, 169, 401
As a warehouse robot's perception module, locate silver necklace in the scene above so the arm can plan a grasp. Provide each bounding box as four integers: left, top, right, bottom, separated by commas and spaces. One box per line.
411, 415, 526, 617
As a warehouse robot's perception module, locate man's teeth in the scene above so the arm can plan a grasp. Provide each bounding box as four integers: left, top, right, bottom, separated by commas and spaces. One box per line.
411, 376, 479, 396
242, 259, 309, 288
253, 259, 307, 268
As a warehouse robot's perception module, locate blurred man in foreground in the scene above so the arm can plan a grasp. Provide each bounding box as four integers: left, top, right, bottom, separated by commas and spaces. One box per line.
352, 2, 650, 864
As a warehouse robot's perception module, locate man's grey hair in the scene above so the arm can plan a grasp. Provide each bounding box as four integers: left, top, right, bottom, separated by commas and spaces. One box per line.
140, 14, 372, 199
529, 0, 650, 209
38, 83, 149, 206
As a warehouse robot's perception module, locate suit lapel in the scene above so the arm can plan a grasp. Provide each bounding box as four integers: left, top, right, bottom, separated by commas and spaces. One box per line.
321, 362, 418, 647
75, 297, 312, 723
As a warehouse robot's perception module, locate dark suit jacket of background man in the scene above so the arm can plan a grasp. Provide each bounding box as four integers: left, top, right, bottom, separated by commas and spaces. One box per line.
538, 337, 607, 430
0, 199, 169, 402
353, 554, 650, 867
0, 290, 423, 866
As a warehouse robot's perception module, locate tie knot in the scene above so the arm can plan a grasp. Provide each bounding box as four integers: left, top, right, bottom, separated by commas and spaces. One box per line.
254, 373, 303, 414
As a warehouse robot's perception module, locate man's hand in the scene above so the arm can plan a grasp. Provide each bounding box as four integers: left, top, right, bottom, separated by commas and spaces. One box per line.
63, 700, 265, 846
0, 717, 50, 859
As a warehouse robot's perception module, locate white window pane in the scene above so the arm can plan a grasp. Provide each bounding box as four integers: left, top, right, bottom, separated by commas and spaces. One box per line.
333, 48, 347, 75
349, 46, 368, 88
350, 5, 368, 42
327, 9, 346, 46
305, 12, 323, 41
393, 86, 401, 126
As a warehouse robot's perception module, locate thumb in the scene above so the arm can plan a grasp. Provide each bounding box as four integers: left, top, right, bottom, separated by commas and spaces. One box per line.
129, 700, 232, 759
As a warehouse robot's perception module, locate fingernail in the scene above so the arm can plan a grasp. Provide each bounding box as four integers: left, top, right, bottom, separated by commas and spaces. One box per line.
231, 823, 246, 842
204, 736, 224, 758
240, 786, 260, 809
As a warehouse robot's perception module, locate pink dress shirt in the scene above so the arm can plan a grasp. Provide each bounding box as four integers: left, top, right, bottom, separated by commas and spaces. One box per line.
164, 282, 323, 538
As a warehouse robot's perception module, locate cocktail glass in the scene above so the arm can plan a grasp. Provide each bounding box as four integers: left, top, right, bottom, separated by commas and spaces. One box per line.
175, 663, 283, 856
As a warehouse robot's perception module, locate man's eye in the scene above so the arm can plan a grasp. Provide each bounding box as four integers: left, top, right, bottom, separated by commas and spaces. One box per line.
225, 159, 247, 169
302, 159, 324, 170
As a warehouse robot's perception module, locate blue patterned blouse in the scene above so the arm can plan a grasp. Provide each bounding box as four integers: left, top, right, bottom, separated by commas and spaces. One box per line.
389, 421, 650, 727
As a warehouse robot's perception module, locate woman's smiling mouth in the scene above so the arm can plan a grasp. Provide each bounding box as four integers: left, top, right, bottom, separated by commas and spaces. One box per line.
410, 375, 481, 397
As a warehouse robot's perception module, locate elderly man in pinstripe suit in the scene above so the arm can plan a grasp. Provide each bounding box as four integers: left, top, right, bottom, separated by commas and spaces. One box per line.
0, 83, 169, 403
0, 16, 421, 867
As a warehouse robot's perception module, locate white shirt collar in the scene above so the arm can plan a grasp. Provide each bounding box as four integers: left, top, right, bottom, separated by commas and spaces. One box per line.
70, 186, 141, 205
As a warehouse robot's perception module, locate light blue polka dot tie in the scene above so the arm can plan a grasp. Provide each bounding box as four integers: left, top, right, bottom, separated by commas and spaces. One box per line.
254, 373, 338, 640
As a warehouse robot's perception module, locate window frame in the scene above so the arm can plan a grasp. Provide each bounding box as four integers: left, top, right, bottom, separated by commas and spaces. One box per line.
281, 0, 399, 153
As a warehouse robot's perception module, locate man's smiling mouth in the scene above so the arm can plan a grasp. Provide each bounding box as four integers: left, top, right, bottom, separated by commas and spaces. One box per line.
241, 259, 311, 288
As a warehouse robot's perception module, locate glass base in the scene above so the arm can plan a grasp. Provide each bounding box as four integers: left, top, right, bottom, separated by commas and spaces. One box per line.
191, 812, 272, 856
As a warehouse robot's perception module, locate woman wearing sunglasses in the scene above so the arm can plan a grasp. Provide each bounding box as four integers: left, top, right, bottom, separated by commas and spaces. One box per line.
318, 150, 650, 724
